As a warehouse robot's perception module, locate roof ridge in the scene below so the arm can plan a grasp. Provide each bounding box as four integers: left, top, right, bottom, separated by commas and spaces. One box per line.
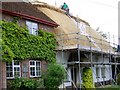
32, 2, 89, 25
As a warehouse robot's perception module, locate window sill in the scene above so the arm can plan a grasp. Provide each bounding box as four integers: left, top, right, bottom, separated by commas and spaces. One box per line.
30, 76, 41, 78
7, 77, 14, 79
7, 77, 21, 79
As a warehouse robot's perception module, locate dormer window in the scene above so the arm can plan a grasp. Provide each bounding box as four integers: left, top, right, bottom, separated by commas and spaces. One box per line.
79, 23, 86, 34
26, 20, 38, 36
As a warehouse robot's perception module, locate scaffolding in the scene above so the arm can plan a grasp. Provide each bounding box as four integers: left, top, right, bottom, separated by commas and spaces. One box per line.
56, 21, 120, 89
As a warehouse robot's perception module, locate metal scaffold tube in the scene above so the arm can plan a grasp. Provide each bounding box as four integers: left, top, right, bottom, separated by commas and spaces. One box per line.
56, 17, 120, 89
77, 15, 82, 89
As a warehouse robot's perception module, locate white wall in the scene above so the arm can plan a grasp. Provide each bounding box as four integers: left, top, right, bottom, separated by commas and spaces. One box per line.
56, 51, 112, 84
56, 51, 70, 68
92, 56, 112, 83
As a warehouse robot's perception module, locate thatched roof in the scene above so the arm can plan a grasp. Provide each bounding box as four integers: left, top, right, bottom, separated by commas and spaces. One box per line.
32, 1, 114, 53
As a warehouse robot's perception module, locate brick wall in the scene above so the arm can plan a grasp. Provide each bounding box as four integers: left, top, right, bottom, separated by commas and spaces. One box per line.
2, 13, 26, 27
41, 61, 48, 72
6, 60, 48, 88
21, 60, 30, 78
2, 13, 55, 33
0, 61, 6, 89
0, 61, 2, 90
21, 60, 48, 78
38, 24, 54, 33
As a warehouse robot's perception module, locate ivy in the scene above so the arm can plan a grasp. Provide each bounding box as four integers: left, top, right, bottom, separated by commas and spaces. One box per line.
1, 21, 57, 62
0, 39, 14, 62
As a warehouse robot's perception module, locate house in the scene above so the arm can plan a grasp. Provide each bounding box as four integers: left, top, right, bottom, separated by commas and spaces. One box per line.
33, 1, 117, 87
0, 2, 58, 89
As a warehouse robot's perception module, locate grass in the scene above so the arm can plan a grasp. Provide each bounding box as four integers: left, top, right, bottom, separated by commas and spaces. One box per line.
96, 85, 120, 90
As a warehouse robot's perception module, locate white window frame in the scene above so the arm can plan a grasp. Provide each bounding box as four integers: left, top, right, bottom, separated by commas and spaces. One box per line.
6, 60, 21, 79
26, 20, 38, 36
29, 60, 41, 77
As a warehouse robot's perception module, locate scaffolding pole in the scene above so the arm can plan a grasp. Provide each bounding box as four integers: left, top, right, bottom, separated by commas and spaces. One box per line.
77, 15, 82, 89
56, 24, 119, 88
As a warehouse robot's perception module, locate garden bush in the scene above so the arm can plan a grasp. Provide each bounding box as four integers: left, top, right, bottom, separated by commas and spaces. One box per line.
117, 73, 120, 85
43, 63, 66, 89
9, 77, 41, 90
82, 67, 95, 89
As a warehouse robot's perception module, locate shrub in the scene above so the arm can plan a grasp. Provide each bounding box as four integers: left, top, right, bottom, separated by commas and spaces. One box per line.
117, 73, 120, 85
43, 63, 66, 89
82, 67, 95, 89
9, 77, 41, 90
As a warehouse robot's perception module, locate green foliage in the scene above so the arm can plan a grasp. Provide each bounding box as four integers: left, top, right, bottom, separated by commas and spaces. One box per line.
37, 78, 45, 88
82, 67, 95, 89
0, 39, 14, 62
43, 63, 66, 89
117, 73, 120, 85
9, 77, 41, 90
1, 21, 57, 62
12, 17, 20, 24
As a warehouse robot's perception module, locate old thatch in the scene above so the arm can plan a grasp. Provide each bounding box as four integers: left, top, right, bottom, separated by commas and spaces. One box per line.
32, 1, 114, 53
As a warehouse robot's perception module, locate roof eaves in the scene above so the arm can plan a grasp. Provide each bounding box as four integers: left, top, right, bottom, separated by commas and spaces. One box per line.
1, 9, 59, 27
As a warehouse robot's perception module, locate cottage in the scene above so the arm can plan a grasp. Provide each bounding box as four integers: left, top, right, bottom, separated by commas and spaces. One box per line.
33, 1, 117, 88
0, 1, 58, 89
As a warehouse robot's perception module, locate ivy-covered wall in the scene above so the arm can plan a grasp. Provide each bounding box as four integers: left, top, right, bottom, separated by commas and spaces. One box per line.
1, 21, 57, 63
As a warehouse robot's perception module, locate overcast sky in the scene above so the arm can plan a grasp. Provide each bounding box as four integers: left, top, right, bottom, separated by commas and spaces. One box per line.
31, 0, 119, 44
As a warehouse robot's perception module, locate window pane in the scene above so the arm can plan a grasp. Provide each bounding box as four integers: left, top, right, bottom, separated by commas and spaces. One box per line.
14, 71, 20, 77
96, 66, 100, 78
101, 67, 106, 78
36, 71, 40, 76
30, 61, 35, 65
32, 23, 38, 36
36, 67, 40, 71
14, 67, 20, 77
6, 67, 12, 71
6, 62, 13, 78
14, 67, 20, 72
30, 67, 35, 76
36, 62, 40, 76
26, 21, 32, 34
36, 62, 40, 67
7, 71, 13, 77
26, 21, 38, 35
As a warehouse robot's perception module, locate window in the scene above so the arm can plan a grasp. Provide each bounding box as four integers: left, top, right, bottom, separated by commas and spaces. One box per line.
29, 61, 41, 77
96, 66, 100, 78
6, 61, 20, 78
26, 20, 38, 35
79, 23, 86, 34
101, 66, 106, 78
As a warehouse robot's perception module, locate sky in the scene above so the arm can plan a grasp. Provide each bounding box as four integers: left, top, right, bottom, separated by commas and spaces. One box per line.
31, 0, 119, 44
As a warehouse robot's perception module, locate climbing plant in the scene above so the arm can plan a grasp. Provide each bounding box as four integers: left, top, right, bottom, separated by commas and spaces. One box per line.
82, 67, 95, 89
0, 39, 14, 62
1, 21, 57, 62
